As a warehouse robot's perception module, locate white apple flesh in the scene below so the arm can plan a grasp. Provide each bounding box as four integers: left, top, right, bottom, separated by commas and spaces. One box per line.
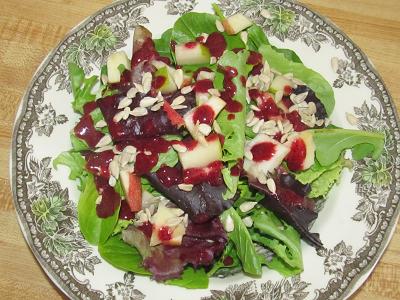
107, 51, 131, 83
284, 131, 315, 171
222, 13, 253, 35
175, 42, 211, 65
269, 75, 296, 94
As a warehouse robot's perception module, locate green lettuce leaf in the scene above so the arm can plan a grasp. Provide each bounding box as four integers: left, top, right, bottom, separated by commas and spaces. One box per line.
151, 148, 179, 172
258, 44, 335, 115
112, 219, 134, 236
154, 28, 174, 61
68, 63, 98, 114
220, 208, 262, 276
78, 174, 120, 245
207, 241, 241, 277
166, 267, 209, 289
247, 25, 302, 63
98, 234, 150, 275
53, 151, 85, 180
251, 208, 303, 274
70, 132, 89, 151
311, 128, 385, 166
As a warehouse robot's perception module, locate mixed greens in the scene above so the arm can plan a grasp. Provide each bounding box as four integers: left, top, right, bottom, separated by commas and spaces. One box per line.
54, 5, 384, 289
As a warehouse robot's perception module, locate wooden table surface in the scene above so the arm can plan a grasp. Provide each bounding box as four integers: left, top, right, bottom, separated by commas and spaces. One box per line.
0, 0, 399, 299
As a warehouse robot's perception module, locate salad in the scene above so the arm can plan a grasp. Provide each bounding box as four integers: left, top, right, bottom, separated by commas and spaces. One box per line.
54, 4, 385, 289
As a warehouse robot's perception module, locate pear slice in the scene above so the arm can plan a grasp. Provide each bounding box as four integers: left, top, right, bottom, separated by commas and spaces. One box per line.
222, 13, 253, 35
154, 66, 178, 93
175, 42, 211, 65
107, 51, 131, 83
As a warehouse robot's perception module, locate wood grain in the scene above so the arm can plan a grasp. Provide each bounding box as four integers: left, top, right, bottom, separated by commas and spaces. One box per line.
0, 0, 399, 299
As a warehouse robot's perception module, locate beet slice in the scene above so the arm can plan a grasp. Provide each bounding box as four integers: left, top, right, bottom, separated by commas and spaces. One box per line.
144, 172, 232, 224
249, 174, 323, 249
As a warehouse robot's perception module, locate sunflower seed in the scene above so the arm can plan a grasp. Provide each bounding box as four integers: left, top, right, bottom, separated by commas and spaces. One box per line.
266, 178, 276, 194
291, 92, 308, 104
280, 133, 289, 143
213, 120, 222, 134
242, 216, 253, 227
140, 96, 158, 108
210, 56, 217, 64
144, 150, 152, 156
119, 151, 132, 167
198, 123, 212, 136
283, 122, 293, 133
95, 134, 112, 148
246, 89, 251, 104
216, 20, 225, 32
124, 145, 137, 154
263, 120, 276, 128
126, 87, 138, 99
258, 173, 267, 184
134, 83, 145, 93
246, 111, 255, 124
151, 102, 164, 111
145, 208, 152, 220
151, 60, 167, 69
122, 107, 131, 120
197, 70, 215, 80
95, 195, 102, 205
263, 127, 279, 136
259, 73, 270, 84
277, 119, 283, 132
288, 105, 298, 113
171, 95, 186, 106
208, 88, 221, 96
247, 117, 260, 127
94, 145, 114, 153
250, 105, 260, 112
252, 119, 264, 133
178, 183, 194, 192
113, 110, 125, 122
181, 85, 193, 94
109, 159, 120, 178
173, 69, 184, 88
156, 91, 164, 102
246, 77, 253, 88
130, 107, 148, 117
118, 97, 132, 109
172, 144, 187, 153
331, 57, 339, 73
240, 31, 248, 44
223, 215, 234, 232
142, 72, 152, 93
239, 201, 258, 213
260, 8, 271, 19
108, 175, 117, 187
346, 112, 359, 125
171, 104, 187, 110
308, 102, 317, 114
315, 119, 325, 127
244, 149, 253, 160
95, 120, 107, 128
275, 90, 283, 103
183, 214, 189, 227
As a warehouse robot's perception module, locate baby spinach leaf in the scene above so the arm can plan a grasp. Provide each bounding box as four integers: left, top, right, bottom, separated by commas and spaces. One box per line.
98, 234, 150, 275
220, 208, 262, 277
78, 175, 120, 245
151, 148, 179, 172
68, 63, 98, 114
258, 45, 334, 115
166, 267, 208, 289
154, 28, 174, 61
311, 128, 385, 166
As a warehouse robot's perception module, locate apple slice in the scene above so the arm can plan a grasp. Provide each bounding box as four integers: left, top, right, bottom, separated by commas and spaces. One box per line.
149, 201, 186, 246
222, 13, 253, 35
285, 131, 315, 171
175, 42, 211, 65
184, 96, 226, 140
269, 75, 296, 94
177, 134, 222, 169
132, 25, 152, 53
154, 66, 178, 93
243, 134, 290, 181
107, 51, 131, 83
120, 171, 142, 212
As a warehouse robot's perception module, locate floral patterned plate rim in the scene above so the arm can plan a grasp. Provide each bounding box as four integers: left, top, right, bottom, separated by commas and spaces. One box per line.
11, 0, 400, 299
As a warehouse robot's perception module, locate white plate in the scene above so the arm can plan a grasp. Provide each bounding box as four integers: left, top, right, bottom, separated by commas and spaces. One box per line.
11, 0, 400, 299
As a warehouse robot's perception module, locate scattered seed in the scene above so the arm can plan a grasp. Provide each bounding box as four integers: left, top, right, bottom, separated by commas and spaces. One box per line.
127, 87, 138, 99
118, 97, 132, 109
134, 82, 144, 93
239, 201, 258, 213
247, 117, 260, 127
210, 56, 217, 64
246, 111, 255, 124
274, 90, 283, 103
151, 102, 164, 111
183, 214, 189, 227
240, 31, 248, 44
266, 178, 276, 194
94, 145, 114, 153
250, 104, 261, 112
95, 134, 112, 148
198, 123, 212, 136
283, 122, 293, 133
151, 60, 167, 69
263, 127, 279, 136
122, 107, 130, 120
178, 183, 194, 192
173, 69, 184, 88
95, 120, 107, 128
277, 119, 283, 132
346, 112, 359, 126
124, 145, 137, 154
242, 216, 253, 228
197, 70, 215, 81
171, 104, 187, 110
109, 159, 120, 178
216, 20, 225, 32
308, 102, 317, 114
263, 120, 276, 128
142, 72, 152, 93
258, 173, 267, 184
223, 215, 234, 232
252, 119, 265, 133
156, 91, 164, 102
108, 175, 117, 187
172, 143, 187, 153
246, 77, 253, 88
213, 120, 222, 134
113, 110, 125, 122
259, 73, 270, 84
280, 133, 289, 143
171, 95, 186, 106
291, 92, 308, 104
144, 150, 152, 156
181, 85, 193, 94
130, 106, 148, 117
140, 96, 158, 108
